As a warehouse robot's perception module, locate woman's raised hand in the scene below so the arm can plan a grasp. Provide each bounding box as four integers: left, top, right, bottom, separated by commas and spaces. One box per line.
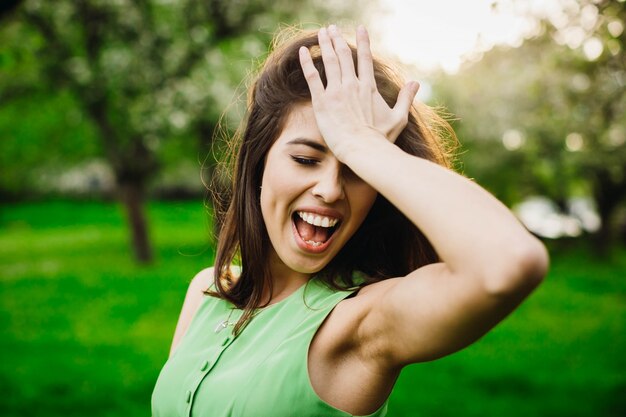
298, 25, 420, 160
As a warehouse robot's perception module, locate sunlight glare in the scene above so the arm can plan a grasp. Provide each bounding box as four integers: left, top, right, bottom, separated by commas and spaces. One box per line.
369, 0, 559, 73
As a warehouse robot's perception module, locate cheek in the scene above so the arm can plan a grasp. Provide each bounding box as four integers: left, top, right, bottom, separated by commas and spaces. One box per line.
260, 158, 301, 224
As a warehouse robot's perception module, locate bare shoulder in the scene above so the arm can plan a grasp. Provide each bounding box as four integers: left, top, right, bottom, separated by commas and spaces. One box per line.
335, 277, 404, 321
312, 277, 400, 356
168, 266, 216, 356
313, 264, 449, 365
190, 266, 216, 292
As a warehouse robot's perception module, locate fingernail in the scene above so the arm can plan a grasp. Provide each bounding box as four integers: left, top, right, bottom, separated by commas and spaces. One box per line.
328, 24, 337, 33
358, 25, 366, 34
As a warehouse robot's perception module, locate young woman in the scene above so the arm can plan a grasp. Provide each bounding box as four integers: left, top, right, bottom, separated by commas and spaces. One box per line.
152, 25, 549, 417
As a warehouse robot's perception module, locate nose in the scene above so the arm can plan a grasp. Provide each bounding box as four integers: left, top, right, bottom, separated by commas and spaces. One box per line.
311, 161, 345, 202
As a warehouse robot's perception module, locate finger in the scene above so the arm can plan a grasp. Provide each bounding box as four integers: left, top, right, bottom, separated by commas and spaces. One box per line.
318, 27, 341, 87
299, 46, 324, 96
356, 26, 376, 86
328, 25, 357, 84
393, 81, 420, 117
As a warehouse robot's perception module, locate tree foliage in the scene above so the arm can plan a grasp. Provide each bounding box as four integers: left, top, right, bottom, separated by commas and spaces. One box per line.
433, 0, 625, 248
0, 0, 363, 262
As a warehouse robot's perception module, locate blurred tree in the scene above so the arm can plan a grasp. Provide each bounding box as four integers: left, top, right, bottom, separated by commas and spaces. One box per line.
0, 0, 363, 263
433, 0, 625, 251
0, 0, 21, 18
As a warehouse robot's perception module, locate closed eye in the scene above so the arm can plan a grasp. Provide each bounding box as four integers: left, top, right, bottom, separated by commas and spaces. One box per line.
290, 155, 319, 166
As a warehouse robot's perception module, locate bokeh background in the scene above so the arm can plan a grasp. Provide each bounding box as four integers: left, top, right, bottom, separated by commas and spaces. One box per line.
1, 0, 625, 416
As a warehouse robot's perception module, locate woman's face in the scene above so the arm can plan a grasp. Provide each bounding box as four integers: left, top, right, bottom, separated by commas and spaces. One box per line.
260, 103, 378, 277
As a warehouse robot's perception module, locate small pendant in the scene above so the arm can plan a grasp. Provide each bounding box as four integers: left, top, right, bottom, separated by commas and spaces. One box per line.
214, 320, 229, 333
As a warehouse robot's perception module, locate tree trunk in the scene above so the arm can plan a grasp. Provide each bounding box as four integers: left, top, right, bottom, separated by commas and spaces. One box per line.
590, 170, 625, 256
118, 182, 153, 264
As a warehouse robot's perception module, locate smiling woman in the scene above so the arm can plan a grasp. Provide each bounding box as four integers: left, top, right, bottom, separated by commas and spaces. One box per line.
209, 30, 455, 335
151, 25, 548, 417
261, 103, 379, 272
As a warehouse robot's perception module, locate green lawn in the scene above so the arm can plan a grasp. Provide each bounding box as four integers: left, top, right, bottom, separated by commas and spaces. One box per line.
0, 200, 624, 417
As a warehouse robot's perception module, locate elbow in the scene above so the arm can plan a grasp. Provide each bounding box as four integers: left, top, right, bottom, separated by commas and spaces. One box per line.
484, 238, 549, 297
515, 238, 549, 285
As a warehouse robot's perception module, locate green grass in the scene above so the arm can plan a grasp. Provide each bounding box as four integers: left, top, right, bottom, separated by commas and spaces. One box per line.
1, 200, 624, 417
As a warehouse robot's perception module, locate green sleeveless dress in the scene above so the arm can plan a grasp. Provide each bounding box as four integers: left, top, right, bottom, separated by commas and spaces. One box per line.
151, 277, 389, 417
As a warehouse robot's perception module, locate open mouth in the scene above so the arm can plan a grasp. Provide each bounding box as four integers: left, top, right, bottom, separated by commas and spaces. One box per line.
291, 211, 341, 252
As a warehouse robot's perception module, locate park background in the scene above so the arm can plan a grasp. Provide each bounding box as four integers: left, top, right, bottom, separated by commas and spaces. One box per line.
1, 0, 624, 416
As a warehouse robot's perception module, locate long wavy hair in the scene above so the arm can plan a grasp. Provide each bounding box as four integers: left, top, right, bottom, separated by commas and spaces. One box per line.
207, 27, 459, 335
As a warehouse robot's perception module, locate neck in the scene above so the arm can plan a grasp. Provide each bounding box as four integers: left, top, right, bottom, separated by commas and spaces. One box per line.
262, 249, 311, 306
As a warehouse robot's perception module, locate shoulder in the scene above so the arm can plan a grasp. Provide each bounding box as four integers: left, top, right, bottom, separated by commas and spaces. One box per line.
189, 266, 216, 292
337, 277, 401, 321
187, 264, 242, 300
313, 277, 400, 355
169, 266, 216, 356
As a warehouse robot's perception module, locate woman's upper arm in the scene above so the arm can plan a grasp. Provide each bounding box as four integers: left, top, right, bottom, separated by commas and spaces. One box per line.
169, 267, 215, 356
355, 245, 547, 368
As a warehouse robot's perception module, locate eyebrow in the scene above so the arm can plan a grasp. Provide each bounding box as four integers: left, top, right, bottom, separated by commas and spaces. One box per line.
286, 138, 328, 153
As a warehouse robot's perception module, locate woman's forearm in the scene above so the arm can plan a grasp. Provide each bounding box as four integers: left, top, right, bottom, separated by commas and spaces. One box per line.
340, 129, 549, 291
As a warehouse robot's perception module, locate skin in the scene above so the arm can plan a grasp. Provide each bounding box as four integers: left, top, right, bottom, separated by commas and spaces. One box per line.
170, 25, 549, 415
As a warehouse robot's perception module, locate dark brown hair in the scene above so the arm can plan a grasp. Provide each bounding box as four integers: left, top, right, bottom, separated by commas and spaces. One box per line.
208, 27, 459, 334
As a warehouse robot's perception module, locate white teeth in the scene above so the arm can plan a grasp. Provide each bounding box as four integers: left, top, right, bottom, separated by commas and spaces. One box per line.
297, 211, 339, 228
305, 240, 322, 247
